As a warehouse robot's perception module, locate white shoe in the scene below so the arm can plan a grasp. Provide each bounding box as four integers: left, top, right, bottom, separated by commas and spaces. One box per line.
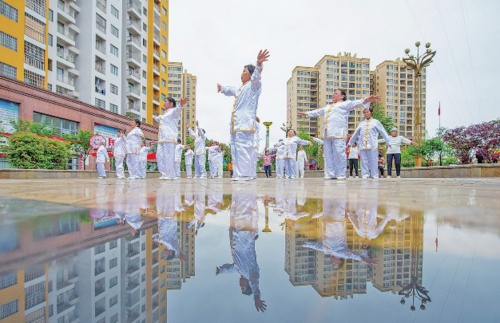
98, 176, 104, 179
355, 176, 359, 178
324, 176, 330, 180
174, 177, 180, 180
187, 176, 192, 179
337, 176, 346, 180
386, 175, 391, 178
397, 176, 401, 178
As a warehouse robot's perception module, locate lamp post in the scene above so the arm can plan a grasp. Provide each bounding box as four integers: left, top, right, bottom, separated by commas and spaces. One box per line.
403, 42, 436, 167
263, 122, 273, 149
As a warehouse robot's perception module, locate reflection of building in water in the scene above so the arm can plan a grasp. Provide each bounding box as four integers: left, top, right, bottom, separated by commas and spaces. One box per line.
370, 210, 423, 294
165, 220, 196, 290
0, 210, 175, 323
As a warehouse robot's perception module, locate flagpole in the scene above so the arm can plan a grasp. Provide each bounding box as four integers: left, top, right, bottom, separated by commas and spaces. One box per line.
438, 101, 442, 166
438, 101, 441, 130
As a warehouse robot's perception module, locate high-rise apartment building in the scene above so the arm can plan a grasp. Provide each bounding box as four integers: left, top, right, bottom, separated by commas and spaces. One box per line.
0, 0, 170, 124
287, 53, 426, 140
167, 61, 197, 144
373, 58, 426, 139
287, 53, 371, 137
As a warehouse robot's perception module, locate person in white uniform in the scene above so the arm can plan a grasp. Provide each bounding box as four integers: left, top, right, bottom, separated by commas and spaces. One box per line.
296, 145, 308, 179
253, 117, 261, 179
298, 89, 380, 179
126, 119, 144, 180
153, 97, 188, 180
174, 139, 185, 179
96, 140, 109, 178
348, 107, 392, 179
217, 49, 270, 181
218, 149, 225, 178
275, 140, 285, 179
187, 121, 207, 179
206, 141, 221, 179
113, 129, 127, 179
283, 129, 312, 179
216, 190, 267, 312
378, 127, 418, 178
184, 145, 194, 179
139, 141, 150, 179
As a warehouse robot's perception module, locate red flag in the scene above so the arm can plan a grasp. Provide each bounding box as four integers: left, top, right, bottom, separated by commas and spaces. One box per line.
438, 103, 440, 116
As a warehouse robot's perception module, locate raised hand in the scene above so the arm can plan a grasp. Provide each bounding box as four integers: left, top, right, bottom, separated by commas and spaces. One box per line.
257, 49, 270, 66
217, 83, 221, 93
180, 97, 189, 107
196, 120, 199, 126
298, 112, 307, 116
364, 95, 381, 103
255, 298, 267, 312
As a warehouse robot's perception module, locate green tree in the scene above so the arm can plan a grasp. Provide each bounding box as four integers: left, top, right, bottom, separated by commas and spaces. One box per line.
371, 102, 394, 133
4, 131, 72, 169
297, 129, 322, 169
62, 130, 94, 170
10, 119, 55, 136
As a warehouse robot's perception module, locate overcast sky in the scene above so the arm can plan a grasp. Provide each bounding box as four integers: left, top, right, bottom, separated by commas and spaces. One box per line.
169, 0, 500, 146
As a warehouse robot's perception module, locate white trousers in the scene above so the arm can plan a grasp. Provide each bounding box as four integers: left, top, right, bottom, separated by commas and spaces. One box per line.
230, 132, 255, 179
209, 160, 218, 178
175, 161, 181, 178
139, 159, 147, 178
126, 154, 141, 178
157, 142, 175, 178
284, 158, 297, 179
195, 155, 207, 178
218, 160, 223, 178
360, 149, 379, 178
185, 163, 193, 178
324, 138, 347, 178
276, 159, 284, 178
97, 163, 106, 177
115, 156, 125, 178
298, 161, 305, 178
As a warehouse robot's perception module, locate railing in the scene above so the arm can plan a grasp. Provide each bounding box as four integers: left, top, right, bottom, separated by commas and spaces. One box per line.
153, 79, 159, 87
127, 19, 140, 31
127, 102, 140, 112
26, 0, 46, 17
126, 50, 141, 63
127, 0, 141, 14
95, 22, 106, 34
153, 31, 160, 43
96, 0, 107, 13
25, 25, 45, 43
154, 49, 160, 57
57, 25, 77, 40
95, 42, 105, 54
57, 73, 75, 86
127, 69, 140, 79
127, 35, 140, 47
58, 0, 77, 18
127, 86, 140, 96
153, 65, 159, 73
95, 63, 105, 74
25, 55, 45, 70
154, 13, 161, 27
57, 48, 76, 63
153, 94, 159, 102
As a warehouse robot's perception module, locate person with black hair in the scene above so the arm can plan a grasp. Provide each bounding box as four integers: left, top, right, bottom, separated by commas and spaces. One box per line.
154, 97, 189, 180
217, 49, 270, 181
113, 129, 127, 179
126, 119, 144, 179
348, 107, 392, 179
298, 90, 381, 180
206, 141, 221, 179
187, 120, 207, 179
215, 190, 267, 312
174, 139, 185, 179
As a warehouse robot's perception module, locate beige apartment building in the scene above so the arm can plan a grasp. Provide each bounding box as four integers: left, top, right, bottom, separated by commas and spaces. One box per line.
373, 58, 427, 139
286, 53, 371, 137
167, 62, 197, 144
287, 54, 426, 140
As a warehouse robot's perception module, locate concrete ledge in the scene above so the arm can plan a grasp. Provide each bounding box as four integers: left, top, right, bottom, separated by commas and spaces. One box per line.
1, 164, 499, 179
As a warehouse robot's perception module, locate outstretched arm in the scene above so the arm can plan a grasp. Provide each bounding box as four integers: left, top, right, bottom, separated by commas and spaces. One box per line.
251, 49, 270, 91
217, 83, 237, 96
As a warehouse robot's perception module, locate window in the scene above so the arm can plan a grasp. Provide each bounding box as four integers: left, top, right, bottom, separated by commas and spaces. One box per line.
109, 276, 118, 288
95, 98, 106, 109
162, 21, 167, 30
48, 8, 52, 21
0, 272, 17, 290
0, 300, 18, 319
110, 64, 118, 75
0, 1, 18, 22
161, 50, 166, 58
143, 7, 147, 15
110, 103, 118, 113
109, 295, 118, 307
24, 70, 45, 88
109, 240, 117, 249
111, 25, 119, 38
96, 14, 106, 33
161, 65, 166, 73
0, 31, 17, 51
33, 112, 79, 135
110, 44, 118, 56
142, 38, 147, 47
162, 6, 167, 15
0, 62, 17, 79
48, 33, 52, 46
26, 0, 46, 17
161, 79, 166, 87
142, 86, 146, 94
111, 5, 119, 18
110, 83, 118, 94
161, 36, 166, 44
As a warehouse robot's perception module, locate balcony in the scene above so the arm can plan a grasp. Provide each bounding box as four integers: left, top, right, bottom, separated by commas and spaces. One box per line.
153, 65, 160, 75
24, 55, 45, 71
129, 18, 143, 32
126, 280, 140, 291
127, 0, 141, 18
95, 41, 106, 54
58, 0, 77, 22
126, 69, 141, 82
96, 0, 107, 13
95, 62, 105, 74
126, 47, 141, 67
153, 79, 159, 89
25, 25, 46, 43
95, 22, 106, 34
126, 86, 140, 99
153, 31, 160, 45
127, 102, 140, 112
153, 94, 159, 103
57, 25, 77, 44
57, 48, 76, 65
127, 35, 141, 48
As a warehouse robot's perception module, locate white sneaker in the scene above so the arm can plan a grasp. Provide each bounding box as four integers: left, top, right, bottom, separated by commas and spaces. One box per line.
187, 176, 192, 179
323, 176, 330, 180
355, 176, 359, 178
174, 177, 180, 180
386, 175, 391, 178
397, 176, 401, 178
337, 176, 346, 180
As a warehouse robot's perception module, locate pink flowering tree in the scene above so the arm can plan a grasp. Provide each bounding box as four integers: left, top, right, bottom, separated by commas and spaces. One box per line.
442, 120, 500, 164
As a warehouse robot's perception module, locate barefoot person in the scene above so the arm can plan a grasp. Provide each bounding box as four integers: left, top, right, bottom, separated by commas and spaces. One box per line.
217, 49, 270, 181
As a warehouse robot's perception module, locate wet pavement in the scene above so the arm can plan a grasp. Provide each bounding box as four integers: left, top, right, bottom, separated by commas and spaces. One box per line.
0, 177, 499, 323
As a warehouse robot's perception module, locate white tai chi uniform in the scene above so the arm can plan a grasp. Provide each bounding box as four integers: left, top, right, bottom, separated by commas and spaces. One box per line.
188, 127, 207, 178
348, 118, 391, 179
96, 145, 109, 178
113, 135, 127, 179
296, 149, 308, 179
139, 146, 150, 179
126, 127, 144, 179
174, 144, 185, 179
218, 150, 224, 178
154, 103, 184, 179
304, 99, 370, 179
283, 136, 310, 179
217, 190, 263, 305
275, 143, 285, 178
253, 122, 261, 178
206, 145, 220, 178
184, 149, 194, 178
219, 62, 264, 180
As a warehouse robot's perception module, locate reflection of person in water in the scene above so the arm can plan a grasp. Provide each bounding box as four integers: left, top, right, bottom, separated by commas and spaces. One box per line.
154, 185, 186, 262
348, 199, 390, 249
187, 185, 207, 235
302, 195, 377, 266
215, 192, 267, 312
